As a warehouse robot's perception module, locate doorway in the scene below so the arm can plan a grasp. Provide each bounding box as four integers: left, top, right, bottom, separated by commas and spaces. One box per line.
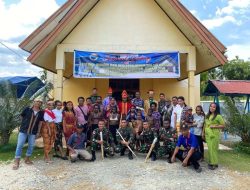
109, 79, 139, 101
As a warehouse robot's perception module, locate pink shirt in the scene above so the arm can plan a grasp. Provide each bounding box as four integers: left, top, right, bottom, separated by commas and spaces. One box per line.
74, 105, 89, 125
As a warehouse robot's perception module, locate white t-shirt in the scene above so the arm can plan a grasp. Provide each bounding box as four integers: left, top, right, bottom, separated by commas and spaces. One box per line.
170, 104, 178, 128
52, 108, 63, 123
173, 104, 184, 123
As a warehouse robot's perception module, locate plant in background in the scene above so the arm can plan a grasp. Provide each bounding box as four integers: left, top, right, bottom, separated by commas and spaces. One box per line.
0, 79, 52, 145
223, 96, 250, 144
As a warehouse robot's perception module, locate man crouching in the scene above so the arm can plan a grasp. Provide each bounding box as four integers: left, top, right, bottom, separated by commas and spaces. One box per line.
171, 125, 202, 173
67, 124, 92, 162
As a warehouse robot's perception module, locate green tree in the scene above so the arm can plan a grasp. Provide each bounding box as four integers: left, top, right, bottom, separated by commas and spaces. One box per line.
221, 57, 250, 80
0, 79, 52, 145
223, 96, 250, 143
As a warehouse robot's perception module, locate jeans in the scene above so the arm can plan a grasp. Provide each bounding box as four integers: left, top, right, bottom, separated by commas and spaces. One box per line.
15, 132, 36, 159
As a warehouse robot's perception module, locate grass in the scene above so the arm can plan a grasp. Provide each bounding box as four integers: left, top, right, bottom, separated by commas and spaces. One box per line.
204, 150, 250, 172
0, 132, 43, 163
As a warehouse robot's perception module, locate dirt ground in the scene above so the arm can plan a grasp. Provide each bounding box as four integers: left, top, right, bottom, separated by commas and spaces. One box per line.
0, 152, 250, 190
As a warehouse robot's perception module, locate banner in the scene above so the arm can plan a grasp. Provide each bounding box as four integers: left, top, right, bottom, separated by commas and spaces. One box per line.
73, 50, 180, 78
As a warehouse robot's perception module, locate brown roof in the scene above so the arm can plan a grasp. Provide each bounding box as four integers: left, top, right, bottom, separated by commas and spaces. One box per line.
211, 80, 250, 95
19, 0, 227, 77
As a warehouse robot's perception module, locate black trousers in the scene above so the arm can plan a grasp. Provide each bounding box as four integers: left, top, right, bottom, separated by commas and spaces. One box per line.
109, 125, 119, 145
176, 150, 201, 169
195, 135, 204, 158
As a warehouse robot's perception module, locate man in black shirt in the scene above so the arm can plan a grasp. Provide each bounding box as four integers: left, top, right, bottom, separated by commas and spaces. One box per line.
13, 99, 44, 170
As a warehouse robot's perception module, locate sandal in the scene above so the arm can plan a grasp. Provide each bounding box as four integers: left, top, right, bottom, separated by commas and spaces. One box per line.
12, 162, 19, 170
25, 160, 34, 165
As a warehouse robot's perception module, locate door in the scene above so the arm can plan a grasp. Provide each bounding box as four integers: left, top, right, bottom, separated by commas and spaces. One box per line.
109, 79, 139, 101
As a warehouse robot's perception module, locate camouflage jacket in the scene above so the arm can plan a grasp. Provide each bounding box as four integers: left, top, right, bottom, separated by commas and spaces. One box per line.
158, 127, 177, 145
138, 128, 157, 145
92, 127, 113, 144
116, 126, 134, 143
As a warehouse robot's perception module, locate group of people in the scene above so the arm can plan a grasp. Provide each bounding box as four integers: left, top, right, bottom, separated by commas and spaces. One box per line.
13, 87, 225, 173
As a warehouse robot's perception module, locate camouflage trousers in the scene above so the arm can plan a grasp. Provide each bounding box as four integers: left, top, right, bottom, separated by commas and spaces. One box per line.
156, 142, 175, 157
91, 142, 114, 156
138, 143, 157, 154
115, 142, 135, 153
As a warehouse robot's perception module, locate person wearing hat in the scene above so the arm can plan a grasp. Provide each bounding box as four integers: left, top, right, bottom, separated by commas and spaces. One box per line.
183, 106, 194, 129
171, 125, 202, 173
67, 124, 92, 162
13, 99, 44, 170
41, 101, 57, 163
118, 90, 132, 115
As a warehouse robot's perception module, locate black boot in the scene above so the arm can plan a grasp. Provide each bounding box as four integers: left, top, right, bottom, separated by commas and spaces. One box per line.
120, 147, 126, 156
91, 151, 96, 161
128, 151, 133, 160
150, 152, 156, 161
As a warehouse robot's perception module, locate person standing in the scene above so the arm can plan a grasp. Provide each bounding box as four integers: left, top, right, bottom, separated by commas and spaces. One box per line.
88, 104, 105, 140
108, 107, 120, 145
174, 96, 188, 135
131, 91, 144, 110
103, 87, 113, 110
63, 101, 77, 144
13, 99, 44, 170
191, 105, 205, 160
41, 101, 57, 163
170, 96, 178, 129
144, 90, 158, 115
158, 93, 167, 116
90, 88, 98, 104
74, 97, 89, 134
204, 103, 225, 170
52, 100, 67, 160
150, 102, 161, 133
118, 90, 132, 115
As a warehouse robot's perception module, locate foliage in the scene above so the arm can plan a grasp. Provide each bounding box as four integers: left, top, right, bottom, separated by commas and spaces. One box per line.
221, 57, 250, 80
223, 96, 250, 143
234, 142, 250, 155
0, 78, 53, 145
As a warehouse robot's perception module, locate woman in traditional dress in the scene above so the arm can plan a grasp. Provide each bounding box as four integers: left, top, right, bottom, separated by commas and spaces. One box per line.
41, 101, 57, 163
63, 101, 77, 144
204, 103, 225, 170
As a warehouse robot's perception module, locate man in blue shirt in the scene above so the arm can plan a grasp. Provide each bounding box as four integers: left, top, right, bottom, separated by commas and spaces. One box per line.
67, 125, 92, 162
171, 125, 202, 173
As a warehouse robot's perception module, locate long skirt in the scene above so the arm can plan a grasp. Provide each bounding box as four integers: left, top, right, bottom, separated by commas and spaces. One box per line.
41, 122, 56, 158
205, 127, 220, 165
64, 125, 76, 143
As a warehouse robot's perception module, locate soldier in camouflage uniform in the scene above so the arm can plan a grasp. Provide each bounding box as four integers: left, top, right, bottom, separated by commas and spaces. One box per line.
116, 119, 134, 160
91, 120, 114, 161
157, 119, 177, 162
136, 121, 158, 161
